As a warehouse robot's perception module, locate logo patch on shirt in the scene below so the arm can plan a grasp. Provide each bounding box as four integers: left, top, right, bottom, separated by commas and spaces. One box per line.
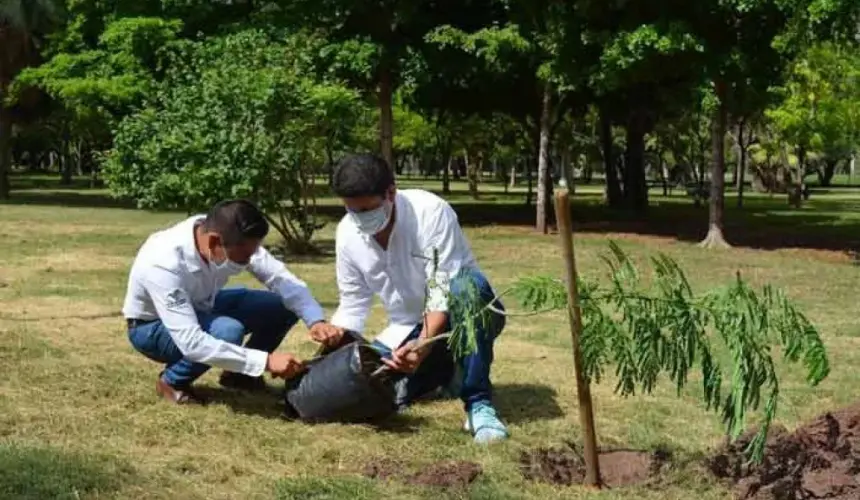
165, 289, 189, 311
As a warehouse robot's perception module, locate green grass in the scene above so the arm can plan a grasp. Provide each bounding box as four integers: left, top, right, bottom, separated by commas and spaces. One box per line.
1, 175, 859, 498
0, 442, 134, 500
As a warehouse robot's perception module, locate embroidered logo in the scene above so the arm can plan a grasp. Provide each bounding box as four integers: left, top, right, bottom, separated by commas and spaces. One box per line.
165, 289, 189, 311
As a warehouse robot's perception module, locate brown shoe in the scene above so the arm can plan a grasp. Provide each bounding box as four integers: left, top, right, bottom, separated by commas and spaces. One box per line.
219, 371, 269, 393
155, 376, 206, 405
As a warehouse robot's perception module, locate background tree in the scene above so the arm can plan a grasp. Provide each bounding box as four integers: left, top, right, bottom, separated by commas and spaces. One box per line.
102, 29, 365, 253
0, 0, 62, 199
767, 42, 860, 200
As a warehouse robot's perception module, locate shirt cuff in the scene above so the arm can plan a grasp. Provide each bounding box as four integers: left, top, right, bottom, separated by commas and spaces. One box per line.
244, 348, 269, 377
297, 299, 326, 328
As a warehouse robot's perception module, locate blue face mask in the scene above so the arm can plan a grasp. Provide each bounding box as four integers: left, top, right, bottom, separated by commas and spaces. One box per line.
351, 200, 392, 235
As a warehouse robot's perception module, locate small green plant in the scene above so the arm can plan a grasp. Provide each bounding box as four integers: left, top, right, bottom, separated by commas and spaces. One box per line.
433, 241, 829, 464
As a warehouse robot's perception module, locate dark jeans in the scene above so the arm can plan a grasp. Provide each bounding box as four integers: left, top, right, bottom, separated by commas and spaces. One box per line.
372, 267, 506, 411
127, 287, 298, 387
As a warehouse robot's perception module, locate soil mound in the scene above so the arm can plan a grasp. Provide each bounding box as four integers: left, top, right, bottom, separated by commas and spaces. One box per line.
708, 402, 860, 499
519, 441, 670, 487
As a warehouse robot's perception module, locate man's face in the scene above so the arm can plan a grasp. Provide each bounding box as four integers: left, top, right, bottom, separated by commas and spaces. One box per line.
207, 233, 261, 265
343, 187, 395, 235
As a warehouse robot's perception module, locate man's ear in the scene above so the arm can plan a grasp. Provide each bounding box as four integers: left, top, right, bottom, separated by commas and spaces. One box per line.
207, 232, 223, 253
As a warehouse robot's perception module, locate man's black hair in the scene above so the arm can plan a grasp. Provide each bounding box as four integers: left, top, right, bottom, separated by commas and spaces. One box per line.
331, 153, 395, 198
202, 199, 269, 246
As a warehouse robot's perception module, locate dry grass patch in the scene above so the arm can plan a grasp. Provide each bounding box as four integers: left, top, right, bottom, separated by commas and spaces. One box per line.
21, 249, 129, 274
1, 197, 858, 499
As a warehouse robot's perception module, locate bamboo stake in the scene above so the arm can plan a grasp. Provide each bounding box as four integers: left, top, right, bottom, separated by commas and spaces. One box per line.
553, 189, 601, 489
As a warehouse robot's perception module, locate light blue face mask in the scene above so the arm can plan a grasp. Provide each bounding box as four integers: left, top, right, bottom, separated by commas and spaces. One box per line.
351, 200, 392, 235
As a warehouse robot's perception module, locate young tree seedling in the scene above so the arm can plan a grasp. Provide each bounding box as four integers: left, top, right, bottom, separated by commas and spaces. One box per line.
430, 192, 829, 468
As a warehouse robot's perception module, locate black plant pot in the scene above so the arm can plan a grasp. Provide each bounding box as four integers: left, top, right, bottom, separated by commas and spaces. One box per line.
283, 332, 398, 424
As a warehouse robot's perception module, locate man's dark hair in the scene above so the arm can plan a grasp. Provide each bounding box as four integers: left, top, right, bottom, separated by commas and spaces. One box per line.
331, 153, 395, 198
203, 199, 269, 246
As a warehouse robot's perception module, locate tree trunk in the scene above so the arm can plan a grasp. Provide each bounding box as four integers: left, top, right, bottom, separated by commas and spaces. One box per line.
536, 82, 553, 233
525, 156, 533, 206
600, 108, 622, 208
508, 163, 516, 190
659, 154, 669, 196
378, 63, 394, 169
465, 149, 480, 199
0, 107, 11, 199
700, 80, 731, 249
74, 141, 83, 176
623, 111, 648, 210
789, 146, 805, 208
325, 141, 335, 185
736, 120, 747, 208
817, 159, 838, 187
442, 148, 452, 195
61, 132, 74, 186
850, 154, 856, 185
560, 148, 571, 189
731, 162, 738, 188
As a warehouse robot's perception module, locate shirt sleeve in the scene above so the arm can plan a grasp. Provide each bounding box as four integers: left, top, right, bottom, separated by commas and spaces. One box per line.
422, 203, 470, 313
142, 265, 269, 377
247, 245, 326, 327
329, 245, 373, 333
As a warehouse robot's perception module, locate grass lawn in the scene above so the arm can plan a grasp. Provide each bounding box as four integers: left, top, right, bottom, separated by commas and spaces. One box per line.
1, 177, 859, 499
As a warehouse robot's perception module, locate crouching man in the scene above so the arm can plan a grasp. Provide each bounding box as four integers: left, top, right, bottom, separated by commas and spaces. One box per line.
122, 199, 343, 404
325, 153, 509, 443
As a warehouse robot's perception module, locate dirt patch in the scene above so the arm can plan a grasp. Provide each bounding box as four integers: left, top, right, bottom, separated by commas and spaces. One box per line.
519, 441, 670, 487
405, 460, 482, 488
360, 457, 482, 490
708, 402, 860, 499
360, 457, 406, 482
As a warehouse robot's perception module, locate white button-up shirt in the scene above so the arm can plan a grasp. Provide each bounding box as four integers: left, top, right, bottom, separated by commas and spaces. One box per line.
121, 215, 326, 377
330, 189, 479, 343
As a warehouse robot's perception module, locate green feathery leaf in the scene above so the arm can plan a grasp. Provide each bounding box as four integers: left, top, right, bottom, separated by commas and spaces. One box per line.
439, 240, 829, 464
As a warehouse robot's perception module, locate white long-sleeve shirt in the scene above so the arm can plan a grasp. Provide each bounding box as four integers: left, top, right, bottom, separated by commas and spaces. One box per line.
330, 189, 479, 346
121, 215, 326, 377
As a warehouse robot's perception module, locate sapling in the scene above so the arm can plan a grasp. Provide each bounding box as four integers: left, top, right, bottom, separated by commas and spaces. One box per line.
428, 240, 829, 465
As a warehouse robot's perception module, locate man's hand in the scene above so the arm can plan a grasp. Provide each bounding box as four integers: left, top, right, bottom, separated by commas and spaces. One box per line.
266, 352, 306, 379
308, 321, 345, 347
382, 339, 431, 374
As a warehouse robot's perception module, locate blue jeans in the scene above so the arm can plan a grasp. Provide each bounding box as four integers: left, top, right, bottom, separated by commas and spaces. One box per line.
127, 287, 298, 388
372, 268, 505, 411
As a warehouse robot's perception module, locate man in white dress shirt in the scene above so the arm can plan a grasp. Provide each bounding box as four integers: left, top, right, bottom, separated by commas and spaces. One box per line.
326, 153, 509, 443
122, 199, 343, 404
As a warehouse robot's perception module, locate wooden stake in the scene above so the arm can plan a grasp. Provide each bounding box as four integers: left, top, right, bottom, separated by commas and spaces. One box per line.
553, 189, 601, 489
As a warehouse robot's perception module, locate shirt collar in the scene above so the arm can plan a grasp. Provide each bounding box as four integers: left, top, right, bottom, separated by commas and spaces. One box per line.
181, 215, 206, 273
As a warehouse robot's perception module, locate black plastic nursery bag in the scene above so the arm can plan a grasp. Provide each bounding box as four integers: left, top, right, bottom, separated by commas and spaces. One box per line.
283, 333, 398, 423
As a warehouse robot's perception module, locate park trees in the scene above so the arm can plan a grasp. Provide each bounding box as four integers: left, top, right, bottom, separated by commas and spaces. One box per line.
102, 29, 366, 253
9, 16, 181, 186
272, 0, 500, 170
0, 0, 62, 198
428, 0, 587, 232
767, 43, 860, 198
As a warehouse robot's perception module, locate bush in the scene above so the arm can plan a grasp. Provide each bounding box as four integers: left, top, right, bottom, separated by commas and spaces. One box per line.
103, 29, 368, 253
